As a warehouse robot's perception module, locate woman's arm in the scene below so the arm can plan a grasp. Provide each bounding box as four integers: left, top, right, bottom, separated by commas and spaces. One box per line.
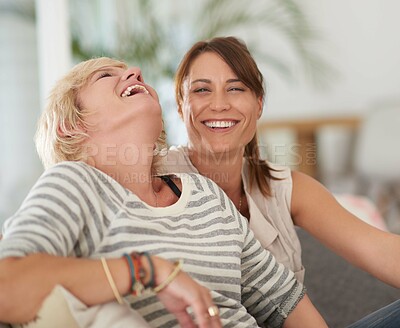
283, 294, 327, 328
291, 171, 400, 287
0, 254, 221, 328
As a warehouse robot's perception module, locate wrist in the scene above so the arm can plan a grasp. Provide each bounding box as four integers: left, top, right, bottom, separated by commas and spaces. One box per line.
98, 257, 131, 304
148, 256, 170, 286
139, 253, 155, 288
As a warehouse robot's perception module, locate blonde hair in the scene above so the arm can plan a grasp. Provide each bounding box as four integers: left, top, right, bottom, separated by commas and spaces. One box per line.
175, 37, 280, 197
35, 57, 167, 169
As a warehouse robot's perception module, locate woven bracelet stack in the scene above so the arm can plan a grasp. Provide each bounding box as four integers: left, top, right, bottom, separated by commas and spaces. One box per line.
100, 252, 183, 304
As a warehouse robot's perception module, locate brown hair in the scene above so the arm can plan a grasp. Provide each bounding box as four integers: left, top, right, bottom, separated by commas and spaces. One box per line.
175, 36, 280, 197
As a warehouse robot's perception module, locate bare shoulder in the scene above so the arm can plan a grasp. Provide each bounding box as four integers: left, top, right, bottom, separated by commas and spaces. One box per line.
290, 170, 340, 227
291, 171, 333, 203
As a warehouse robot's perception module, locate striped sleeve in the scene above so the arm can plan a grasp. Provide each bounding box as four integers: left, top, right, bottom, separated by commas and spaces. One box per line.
0, 162, 115, 258
201, 176, 306, 327
239, 215, 306, 328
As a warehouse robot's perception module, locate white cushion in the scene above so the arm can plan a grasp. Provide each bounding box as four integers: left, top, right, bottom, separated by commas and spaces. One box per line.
11, 285, 150, 328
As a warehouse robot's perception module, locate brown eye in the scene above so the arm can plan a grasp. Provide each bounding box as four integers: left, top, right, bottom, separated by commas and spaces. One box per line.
228, 87, 245, 92
194, 88, 210, 93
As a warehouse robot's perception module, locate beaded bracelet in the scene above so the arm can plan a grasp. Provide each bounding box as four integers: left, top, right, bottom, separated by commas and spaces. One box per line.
123, 253, 146, 296
131, 252, 145, 280
131, 252, 146, 296
122, 253, 183, 296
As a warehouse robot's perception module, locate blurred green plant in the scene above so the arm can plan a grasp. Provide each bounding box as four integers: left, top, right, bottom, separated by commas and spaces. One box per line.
70, 0, 335, 88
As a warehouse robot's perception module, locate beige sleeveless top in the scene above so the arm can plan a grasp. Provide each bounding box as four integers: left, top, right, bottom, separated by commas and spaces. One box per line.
161, 146, 305, 282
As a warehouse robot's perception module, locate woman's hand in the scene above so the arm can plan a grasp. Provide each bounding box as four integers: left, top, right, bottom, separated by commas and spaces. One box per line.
150, 256, 222, 328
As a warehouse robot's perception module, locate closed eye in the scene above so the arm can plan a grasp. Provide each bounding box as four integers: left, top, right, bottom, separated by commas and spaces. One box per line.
96, 72, 112, 80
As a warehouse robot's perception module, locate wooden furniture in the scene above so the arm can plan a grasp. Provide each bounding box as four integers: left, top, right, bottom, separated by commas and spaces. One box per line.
257, 116, 361, 179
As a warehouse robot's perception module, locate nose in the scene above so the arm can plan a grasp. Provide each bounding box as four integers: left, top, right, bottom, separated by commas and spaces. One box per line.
122, 67, 143, 82
210, 92, 231, 112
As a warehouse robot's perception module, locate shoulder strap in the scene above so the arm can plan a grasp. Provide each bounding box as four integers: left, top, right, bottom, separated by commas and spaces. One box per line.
160, 175, 182, 197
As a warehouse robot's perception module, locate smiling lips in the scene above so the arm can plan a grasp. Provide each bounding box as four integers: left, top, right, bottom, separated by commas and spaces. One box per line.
202, 120, 238, 129
121, 84, 149, 97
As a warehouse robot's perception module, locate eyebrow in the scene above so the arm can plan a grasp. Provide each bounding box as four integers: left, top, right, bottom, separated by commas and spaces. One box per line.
191, 78, 242, 84
95, 65, 126, 74
89, 68, 108, 78
91, 67, 117, 76
98, 66, 122, 71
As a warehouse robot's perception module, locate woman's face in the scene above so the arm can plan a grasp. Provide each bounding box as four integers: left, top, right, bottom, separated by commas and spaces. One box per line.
79, 65, 162, 164
181, 52, 263, 156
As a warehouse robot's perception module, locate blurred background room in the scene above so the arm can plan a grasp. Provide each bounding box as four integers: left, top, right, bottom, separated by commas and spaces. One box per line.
1, 0, 400, 326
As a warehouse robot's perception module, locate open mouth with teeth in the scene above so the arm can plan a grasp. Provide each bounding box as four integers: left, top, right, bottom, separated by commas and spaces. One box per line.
121, 85, 149, 97
202, 120, 239, 129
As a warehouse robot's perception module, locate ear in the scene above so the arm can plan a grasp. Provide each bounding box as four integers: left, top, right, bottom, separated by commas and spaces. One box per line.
257, 96, 263, 119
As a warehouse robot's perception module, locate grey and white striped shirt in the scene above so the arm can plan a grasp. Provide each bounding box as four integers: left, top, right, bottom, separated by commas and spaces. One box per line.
0, 161, 305, 328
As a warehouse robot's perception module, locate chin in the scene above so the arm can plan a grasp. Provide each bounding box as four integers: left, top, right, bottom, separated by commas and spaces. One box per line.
202, 142, 238, 155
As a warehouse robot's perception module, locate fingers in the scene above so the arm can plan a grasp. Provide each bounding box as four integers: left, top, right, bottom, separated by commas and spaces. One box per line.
202, 291, 221, 328
193, 304, 222, 328
154, 259, 222, 328
207, 305, 222, 328
166, 273, 218, 327
174, 310, 197, 328
176, 304, 221, 328
207, 305, 219, 318
190, 289, 222, 328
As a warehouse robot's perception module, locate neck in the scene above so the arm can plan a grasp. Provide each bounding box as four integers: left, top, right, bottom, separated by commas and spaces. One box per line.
91, 151, 159, 204
188, 146, 243, 200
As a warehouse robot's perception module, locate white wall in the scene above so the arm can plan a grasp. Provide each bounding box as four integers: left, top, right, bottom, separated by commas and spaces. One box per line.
254, 0, 400, 185
0, 0, 71, 227
263, 0, 400, 119
36, 0, 71, 107
0, 9, 42, 224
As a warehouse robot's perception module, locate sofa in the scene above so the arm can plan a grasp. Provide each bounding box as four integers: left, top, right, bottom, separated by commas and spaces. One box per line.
298, 226, 400, 327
